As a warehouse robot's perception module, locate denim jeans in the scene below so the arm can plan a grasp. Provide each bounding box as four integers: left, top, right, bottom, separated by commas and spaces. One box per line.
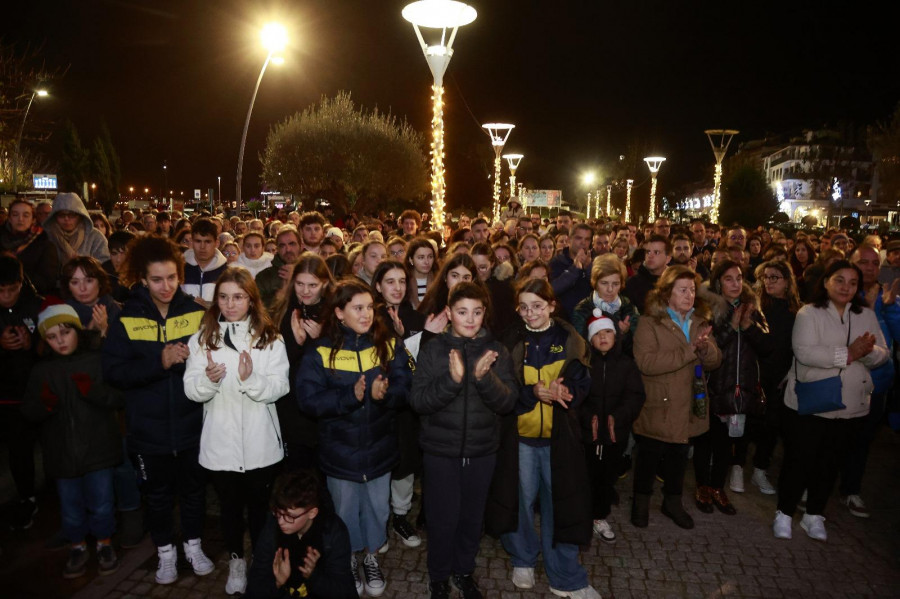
501, 443, 588, 592
56, 468, 116, 543
114, 437, 142, 512
327, 473, 390, 553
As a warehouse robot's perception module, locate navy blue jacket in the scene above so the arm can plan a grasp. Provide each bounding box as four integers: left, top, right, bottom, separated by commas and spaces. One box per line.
549, 248, 592, 321
297, 327, 412, 482
102, 286, 205, 455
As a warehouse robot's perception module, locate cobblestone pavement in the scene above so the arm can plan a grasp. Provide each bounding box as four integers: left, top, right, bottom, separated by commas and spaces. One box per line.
2, 429, 899, 598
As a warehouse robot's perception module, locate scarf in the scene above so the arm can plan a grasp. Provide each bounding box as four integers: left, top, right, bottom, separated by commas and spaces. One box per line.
592, 291, 621, 315
45, 218, 85, 261
1, 222, 42, 254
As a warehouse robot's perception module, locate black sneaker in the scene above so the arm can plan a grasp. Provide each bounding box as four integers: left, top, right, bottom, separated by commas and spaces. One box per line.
9, 498, 37, 530
429, 580, 451, 599
97, 543, 119, 575
392, 513, 422, 548
63, 545, 89, 579
362, 553, 385, 597
451, 574, 483, 599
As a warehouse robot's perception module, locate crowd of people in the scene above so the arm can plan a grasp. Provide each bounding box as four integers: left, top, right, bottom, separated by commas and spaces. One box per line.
1, 192, 898, 599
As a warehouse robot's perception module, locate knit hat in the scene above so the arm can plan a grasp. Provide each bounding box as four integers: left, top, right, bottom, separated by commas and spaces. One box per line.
326, 227, 343, 239
37, 296, 82, 338
587, 308, 615, 341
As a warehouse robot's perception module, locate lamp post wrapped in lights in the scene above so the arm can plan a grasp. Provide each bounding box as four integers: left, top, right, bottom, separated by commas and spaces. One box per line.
403, 0, 477, 232
704, 129, 738, 224
643, 156, 666, 223
503, 153, 523, 211
625, 179, 634, 223
482, 123, 514, 224
606, 184, 612, 217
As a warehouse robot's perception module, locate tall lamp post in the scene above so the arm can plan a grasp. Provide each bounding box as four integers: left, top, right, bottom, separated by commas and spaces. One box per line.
864, 199, 872, 227
403, 0, 477, 232
705, 129, 738, 224
12, 89, 48, 195
643, 156, 666, 223
236, 23, 287, 211
503, 153, 523, 210
482, 123, 514, 224
606, 184, 612, 218
625, 179, 634, 223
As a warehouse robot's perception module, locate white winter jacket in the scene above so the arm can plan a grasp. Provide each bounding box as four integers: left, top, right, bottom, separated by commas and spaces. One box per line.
785, 301, 889, 419
184, 318, 290, 471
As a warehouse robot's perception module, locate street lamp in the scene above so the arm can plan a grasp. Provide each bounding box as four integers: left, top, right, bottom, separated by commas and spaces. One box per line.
643, 156, 666, 223
606, 184, 613, 218
12, 89, 48, 195
503, 153, 523, 210
705, 129, 739, 224
218, 176, 222, 206
625, 179, 634, 223
482, 123, 514, 224
236, 22, 287, 210
582, 172, 596, 219
403, 0, 477, 232
864, 198, 872, 227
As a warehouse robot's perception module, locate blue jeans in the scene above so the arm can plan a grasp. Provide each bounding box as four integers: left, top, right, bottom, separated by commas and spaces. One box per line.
57, 468, 116, 543
501, 443, 588, 592
114, 437, 141, 511
327, 473, 390, 553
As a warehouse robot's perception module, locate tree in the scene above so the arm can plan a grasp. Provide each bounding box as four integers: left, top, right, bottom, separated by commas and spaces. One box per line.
719, 163, 778, 228
58, 120, 88, 193
90, 122, 121, 213
261, 92, 428, 215
869, 102, 900, 206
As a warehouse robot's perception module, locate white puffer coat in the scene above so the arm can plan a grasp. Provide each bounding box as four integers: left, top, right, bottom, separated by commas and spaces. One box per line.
184, 318, 289, 471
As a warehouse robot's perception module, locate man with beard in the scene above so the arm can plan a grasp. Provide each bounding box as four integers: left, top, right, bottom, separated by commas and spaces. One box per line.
256, 226, 303, 309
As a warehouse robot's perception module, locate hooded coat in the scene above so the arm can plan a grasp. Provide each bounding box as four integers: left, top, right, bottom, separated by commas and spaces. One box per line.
0, 222, 59, 296
181, 247, 228, 303
43, 193, 110, 264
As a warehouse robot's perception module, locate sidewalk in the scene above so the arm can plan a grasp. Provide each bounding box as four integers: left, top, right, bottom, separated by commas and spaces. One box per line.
2, 429, 899, 598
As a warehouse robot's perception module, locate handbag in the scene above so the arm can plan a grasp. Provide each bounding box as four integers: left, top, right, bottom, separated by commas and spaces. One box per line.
793, 312, 850, 416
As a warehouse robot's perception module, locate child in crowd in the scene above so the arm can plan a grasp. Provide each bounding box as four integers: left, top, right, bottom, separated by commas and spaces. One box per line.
245, 470, 358, 599
410, 282, 518, 599
583, 311, 646, 543
184, 268, 290, 595
22, 299, 123, 578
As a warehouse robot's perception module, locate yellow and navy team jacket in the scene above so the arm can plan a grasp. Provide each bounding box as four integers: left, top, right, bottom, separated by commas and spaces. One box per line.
511, 320, 591, 446
102, 286, 205, 455
297, 327, 412, 482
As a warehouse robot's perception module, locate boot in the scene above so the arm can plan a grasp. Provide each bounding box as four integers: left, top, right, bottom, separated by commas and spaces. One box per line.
661, 494, 694, 529
119, 509, 145, 549
631, 493, 651, 528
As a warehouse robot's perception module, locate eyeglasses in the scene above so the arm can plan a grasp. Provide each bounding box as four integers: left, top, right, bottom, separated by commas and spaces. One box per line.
272, 508, 312, 524
223, 251, 239, 257
763, 275, 784, 282
218, 293, 249, 303
517, 302, 549, 314
390, 249, 405, 257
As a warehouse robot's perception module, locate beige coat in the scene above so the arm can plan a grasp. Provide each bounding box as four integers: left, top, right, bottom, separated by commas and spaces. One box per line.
632, 305, 722, 444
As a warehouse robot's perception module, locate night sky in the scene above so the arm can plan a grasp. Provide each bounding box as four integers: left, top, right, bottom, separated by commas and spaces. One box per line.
3, 0, 898, 215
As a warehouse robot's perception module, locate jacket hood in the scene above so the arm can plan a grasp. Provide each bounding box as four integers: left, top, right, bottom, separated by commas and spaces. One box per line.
493, 261, 515, 282
48, 193, 94, 230
183, 247, 228, 271
700, 281, 760, 325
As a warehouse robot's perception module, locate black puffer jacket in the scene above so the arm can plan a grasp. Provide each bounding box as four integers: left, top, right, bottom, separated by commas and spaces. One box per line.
583, 341, 646, 446
409, 328, 518, 458
0, 282, 41, 403
758, 296, 796, 392
278, 296, 324, 453
702, 283, 773, 416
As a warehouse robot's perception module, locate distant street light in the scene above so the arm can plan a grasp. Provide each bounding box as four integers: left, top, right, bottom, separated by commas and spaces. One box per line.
482, 123, 514, 224
606, 184, 612, 217
403, 0, 477, 232
625, 179, 634, 223
218, 176, 222, 206
643, 156, 666, 223
504, 153, 524, 210
236, 22, 287, 210
12, 89, 48, 195
705, 129, 739, 223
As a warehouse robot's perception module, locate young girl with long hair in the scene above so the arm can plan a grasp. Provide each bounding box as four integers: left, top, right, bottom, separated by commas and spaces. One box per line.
297, 280, 412, 597
184, 267, 289, 595
271, 254, 335, 471
404, 237, 439, 309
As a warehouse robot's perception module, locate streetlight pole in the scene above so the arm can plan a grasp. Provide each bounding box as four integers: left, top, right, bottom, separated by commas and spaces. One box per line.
625, 179, 634, 223
704, 129, 739, 224
606, 184, 612, 218
503, 153, 523, 212
218, 176, 222, 207
236, 23, 287, 211
643, 156, 666, 223
482, 124, 514, 224
12, 89, 48, 195
403, 0, 477, 233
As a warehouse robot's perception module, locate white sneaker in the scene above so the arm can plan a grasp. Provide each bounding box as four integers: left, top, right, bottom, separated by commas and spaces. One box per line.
225, 553, 247, 595
362, 553, 385, 597
155, 544, 178, 585
593, 519, 616, 543
729, 465, 745, 493
550, 585, 603, 599
773, 511, 792, 539
842, 494, 870, 518
752, 468, 776, 495
183, 538, 215, 576
511, 566, 535, 589
350, 553, 363, 596
800, 514, 827, 542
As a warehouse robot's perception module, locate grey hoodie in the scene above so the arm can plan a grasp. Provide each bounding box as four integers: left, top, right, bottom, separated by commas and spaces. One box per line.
45, 193, 110, 263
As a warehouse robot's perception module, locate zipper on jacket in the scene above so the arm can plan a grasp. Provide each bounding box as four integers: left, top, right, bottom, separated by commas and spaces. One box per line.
460, 340, 469, 458
355, 332, 369, 482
